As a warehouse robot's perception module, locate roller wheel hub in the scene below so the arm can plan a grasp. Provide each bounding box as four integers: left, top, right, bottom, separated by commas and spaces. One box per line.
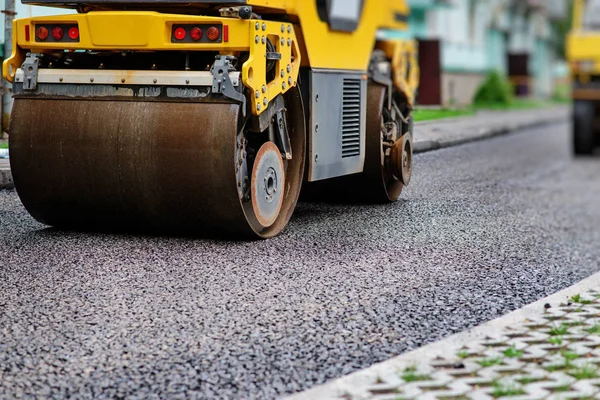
251, 142, 285, 228
388, 135, 412, 186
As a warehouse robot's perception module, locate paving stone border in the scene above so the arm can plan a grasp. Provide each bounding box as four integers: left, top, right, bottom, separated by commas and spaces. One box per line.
0, 157, 12, 190
288, 271, 600, 400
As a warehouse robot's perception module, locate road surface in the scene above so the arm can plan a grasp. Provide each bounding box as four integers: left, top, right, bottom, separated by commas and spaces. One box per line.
1, 122, 599, 399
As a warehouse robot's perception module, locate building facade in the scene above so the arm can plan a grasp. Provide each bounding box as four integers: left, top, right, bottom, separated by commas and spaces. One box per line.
404, 0, 567, 106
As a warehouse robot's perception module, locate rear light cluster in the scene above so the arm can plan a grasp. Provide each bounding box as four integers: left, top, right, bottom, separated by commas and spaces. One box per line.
35, 24, 79, 42
171, 24, 226, 43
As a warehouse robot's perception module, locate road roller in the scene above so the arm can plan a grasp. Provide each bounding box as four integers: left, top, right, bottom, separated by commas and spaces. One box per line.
568, 0, 600, 155
3, 0, 419, 238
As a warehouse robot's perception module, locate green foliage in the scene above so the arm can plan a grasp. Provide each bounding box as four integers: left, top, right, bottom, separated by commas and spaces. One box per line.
571, 294, 592, 304
552, 83, 571, 103
561, 350, 579, 362
549, 336, 563, 345
552, 0, 574, 59
518, 376, 542, 384
586, 325, 600, 334
569, 364, 599, 380
550, 324, 569, 336
491, 381, 524, 398
413, 108, 474, 122
553, 384, 571, 392
478, 357, 503, 367
457, 350, 470, 359
503, 347, 524, 358
473, 71, 514, 107
545, 362, 571, 372
0, 142, 7, 150
401, 366, 431, 383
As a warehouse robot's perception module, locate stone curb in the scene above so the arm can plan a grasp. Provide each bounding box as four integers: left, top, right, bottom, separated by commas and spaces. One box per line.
286, 271, 600, 400
413, 108, 570, 154
0, 153, 12, 190
0, 169, 14, 190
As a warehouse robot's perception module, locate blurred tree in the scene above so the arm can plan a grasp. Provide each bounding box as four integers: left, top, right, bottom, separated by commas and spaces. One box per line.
552, 0, 573, 59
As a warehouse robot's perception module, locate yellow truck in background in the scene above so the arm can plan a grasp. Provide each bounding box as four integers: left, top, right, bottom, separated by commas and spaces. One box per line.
568, 0, 600, 154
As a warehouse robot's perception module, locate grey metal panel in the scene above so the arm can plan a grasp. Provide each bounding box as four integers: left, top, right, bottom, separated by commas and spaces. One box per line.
308, 69, 366, 182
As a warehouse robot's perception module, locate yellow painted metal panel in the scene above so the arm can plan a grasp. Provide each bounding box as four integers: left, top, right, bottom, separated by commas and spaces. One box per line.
241, 20, 300, 115
376, 39, 420, 107
87, 14, 154, 46
287, 0, 409, 70
567, 33, 600, 75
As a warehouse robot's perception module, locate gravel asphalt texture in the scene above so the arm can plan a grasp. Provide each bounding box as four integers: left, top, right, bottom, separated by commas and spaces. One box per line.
1, 122, 600, 399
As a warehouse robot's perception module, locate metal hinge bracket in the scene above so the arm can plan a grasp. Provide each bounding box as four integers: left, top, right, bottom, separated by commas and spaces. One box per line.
21, 53, 41, 91
212, 56, 247, 117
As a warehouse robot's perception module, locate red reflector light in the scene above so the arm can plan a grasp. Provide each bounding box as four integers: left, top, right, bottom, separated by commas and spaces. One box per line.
52, 27, 64, 40
206, 26, 219, 41
174, 27, 186, 40
190, 27, 202, 41
25, 25, 30, 41
36, 26, 49, 40
223, 25, 229, 42
68, 27, 79, 40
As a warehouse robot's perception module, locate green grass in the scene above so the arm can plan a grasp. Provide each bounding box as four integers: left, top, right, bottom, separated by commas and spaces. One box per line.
401, 366, 431, 383
477, 357, 503, 367
587, 325, 600, 334
412, 108, 474, 122
548, 337, 563, 345
569, 364, 599, 380
491, 381, 524, 398
413, 97, 566, 123
545, 362, 571, 372
561, 350, 579, 362
503, 347, 524, 358
571, 294, 593, 305
474, 98, 559, 111
549, 324, 569, 336
457, 350, 470, 359
553, 384, 572, 392
0, 142, 7, 149
517, 376, 542, 384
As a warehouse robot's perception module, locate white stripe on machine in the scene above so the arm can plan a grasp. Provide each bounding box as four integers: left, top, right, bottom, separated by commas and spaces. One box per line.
14, 69, 241, 86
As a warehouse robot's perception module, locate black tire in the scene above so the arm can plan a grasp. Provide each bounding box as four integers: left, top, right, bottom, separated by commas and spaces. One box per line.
573, 100, 596, 155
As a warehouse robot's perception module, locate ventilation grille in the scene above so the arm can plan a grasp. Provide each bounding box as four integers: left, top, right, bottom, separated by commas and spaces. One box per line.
341, 78, 362, 158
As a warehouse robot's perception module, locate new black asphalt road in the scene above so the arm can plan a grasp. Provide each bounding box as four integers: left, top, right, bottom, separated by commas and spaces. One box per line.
1, 122, 599, 399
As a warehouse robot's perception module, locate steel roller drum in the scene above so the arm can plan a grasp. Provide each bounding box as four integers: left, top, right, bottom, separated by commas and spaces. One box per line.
9, 96, 304, 238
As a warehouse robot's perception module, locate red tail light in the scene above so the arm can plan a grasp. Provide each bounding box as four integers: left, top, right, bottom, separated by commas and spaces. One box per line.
190, 27, 202, 41
171, 24, 222, 43
68, 27, 79, 40
174, 27, 186, 40
52, 27, 64, 40
36, 26, 49, 40
25, 25, 31, 41
206, 26, 219, 41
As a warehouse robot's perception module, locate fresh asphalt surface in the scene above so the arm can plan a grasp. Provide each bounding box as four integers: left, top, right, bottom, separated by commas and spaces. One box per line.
1, 122, 600, 399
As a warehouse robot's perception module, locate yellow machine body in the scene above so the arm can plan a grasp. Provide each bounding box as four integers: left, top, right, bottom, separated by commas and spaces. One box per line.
567, 0, 600, 155
4, 0, 420, 238
3, 1, 417, 113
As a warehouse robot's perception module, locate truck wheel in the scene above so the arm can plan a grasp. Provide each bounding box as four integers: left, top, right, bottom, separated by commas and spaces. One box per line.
573, 100, 595, 155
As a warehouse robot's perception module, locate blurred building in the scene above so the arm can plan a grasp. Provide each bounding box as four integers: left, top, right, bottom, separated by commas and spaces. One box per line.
401, 0, 568, 106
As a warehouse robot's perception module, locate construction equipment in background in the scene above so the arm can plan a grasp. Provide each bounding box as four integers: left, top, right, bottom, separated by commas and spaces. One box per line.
2, 0, 419, 238
568, 0, 600, 155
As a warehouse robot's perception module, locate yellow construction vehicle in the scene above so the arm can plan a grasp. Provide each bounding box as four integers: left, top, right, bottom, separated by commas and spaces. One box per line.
3, 0, 419, 238
568, 0, 600, 155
